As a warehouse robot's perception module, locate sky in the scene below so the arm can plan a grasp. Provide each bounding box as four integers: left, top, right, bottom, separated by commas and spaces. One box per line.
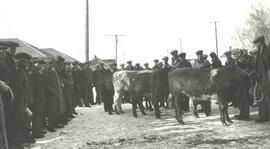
0, 0, 269, 65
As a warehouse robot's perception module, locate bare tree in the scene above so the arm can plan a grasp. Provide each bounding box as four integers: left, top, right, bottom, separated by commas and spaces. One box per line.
233, 4, 270, 49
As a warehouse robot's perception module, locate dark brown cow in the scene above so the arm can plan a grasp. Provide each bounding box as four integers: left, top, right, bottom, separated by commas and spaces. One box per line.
169, 66, 250, 125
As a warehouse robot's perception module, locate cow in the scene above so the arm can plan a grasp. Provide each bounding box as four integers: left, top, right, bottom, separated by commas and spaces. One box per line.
169, 66, 250, 125
113, 70, 153, 117
151, 68, 170, 119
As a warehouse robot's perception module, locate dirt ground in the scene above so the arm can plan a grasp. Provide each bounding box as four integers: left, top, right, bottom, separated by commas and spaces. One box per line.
30, 103, 270, 149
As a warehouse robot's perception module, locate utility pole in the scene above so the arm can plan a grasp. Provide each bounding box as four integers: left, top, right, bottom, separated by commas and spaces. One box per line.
211, 21, 220, 56
85, 0, 89, 62
107, 35, 126, 65
179, 38, 183, 53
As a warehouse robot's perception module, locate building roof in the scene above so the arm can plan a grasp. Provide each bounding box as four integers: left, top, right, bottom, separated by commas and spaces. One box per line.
0, 38, 78, 63
88, 56, 116, 70
0, 38, 47, 58
39, 48, 78, 62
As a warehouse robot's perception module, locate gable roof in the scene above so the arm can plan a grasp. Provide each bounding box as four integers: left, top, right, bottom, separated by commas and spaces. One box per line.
88, 56, 116, 70
38, 48, 78, 63
0, 38, 47, 58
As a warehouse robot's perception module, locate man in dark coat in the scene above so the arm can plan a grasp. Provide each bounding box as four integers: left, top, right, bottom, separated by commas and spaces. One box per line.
125, 61, 136, 70
0, 42, 26, 148
30, 60, 46, 139
174, 52, 191, 111
152, 59, 161, 70
93, 65, 102, 104
83, 63, 94, 105
14, 53, 36, 145
223, 51, 236, 67
176, 52, 192, 68
0, 81, 13, 149
72, 62, 83, 106
144, 63, 151, 70
170, 50, 179, 66
194, 51, 211, 114
252, 36, 270, 122
135, 63, 144, 70
120, 64, 125, 71
42, 58, 66, 132
210, 52, 222, 69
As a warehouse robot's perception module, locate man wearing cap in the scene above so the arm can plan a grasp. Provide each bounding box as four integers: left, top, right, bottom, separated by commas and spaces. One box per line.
93, 64, 102, 104
42, 57, 66, 132
176, 52, 192, 68
162, 56, 174, 70
223, 51, 236, 67
109, 63, 118, 73
82, 63, 94, 105
210, 52, 222, 69
170, 50, 179, 66
175, 52, 192, 111
194, 51, 211, 113
72, 62, 83, 106
144, 63, 151, 70
14, 52, 36, 145
135, 63, 144, 70
195, 50, 211, 69
152, 59, 161, 70
252, 35, 270, 122
0, 41, 26, 148
29, 59, 46, 139
125, 61, 136, 70
0, 43, 13, 149
120, 64, 125, 71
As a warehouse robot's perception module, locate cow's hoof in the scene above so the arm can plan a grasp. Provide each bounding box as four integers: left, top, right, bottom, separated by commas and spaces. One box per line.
115, 112, 120, 115
134, 115, 138, 118
156, 116, 161, 119
120, 111, 125, 114
142, 113, 147, 115
178, 121, 186, 125
227, 120, 233, 123
193, 115, 199, 118
222, 122, 230, 126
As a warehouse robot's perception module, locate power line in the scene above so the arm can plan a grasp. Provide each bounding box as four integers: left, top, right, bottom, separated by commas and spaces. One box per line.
211, 21, 220, 56
107, 35, 126, 65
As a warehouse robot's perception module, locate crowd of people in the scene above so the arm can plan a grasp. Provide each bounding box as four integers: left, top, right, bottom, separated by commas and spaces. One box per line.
0, 35, 269, 149
0, 41, 117, 149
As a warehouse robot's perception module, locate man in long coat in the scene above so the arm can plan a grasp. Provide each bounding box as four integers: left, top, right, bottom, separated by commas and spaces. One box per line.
14, 52, 36, 145
0, 41, 25, 148
93, 65, 102, 104
0, 81, 13, 149
252, 36, 270, 122
42, 58, 66, 131
72, 62, 83, 106
30, 60, 46, 138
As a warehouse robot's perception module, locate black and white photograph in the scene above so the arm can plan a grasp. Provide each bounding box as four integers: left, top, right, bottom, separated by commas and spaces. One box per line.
0, 0, 270, 148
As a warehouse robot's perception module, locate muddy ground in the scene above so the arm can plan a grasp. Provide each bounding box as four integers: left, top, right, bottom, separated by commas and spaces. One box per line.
30, 103, 270, 149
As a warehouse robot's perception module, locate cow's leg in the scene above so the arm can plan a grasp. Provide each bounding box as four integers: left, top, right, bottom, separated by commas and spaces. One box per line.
174, 93, 185, 125
148, 99, 154, 111
193, 101, 199, 118
218, 102, 229, 126
113, 92, 120, 114
138, 96, 146, 115
132, 98, 138, 118
154, 98, 161, 119
202, 101, 211, 117
224, 104, 233, 124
